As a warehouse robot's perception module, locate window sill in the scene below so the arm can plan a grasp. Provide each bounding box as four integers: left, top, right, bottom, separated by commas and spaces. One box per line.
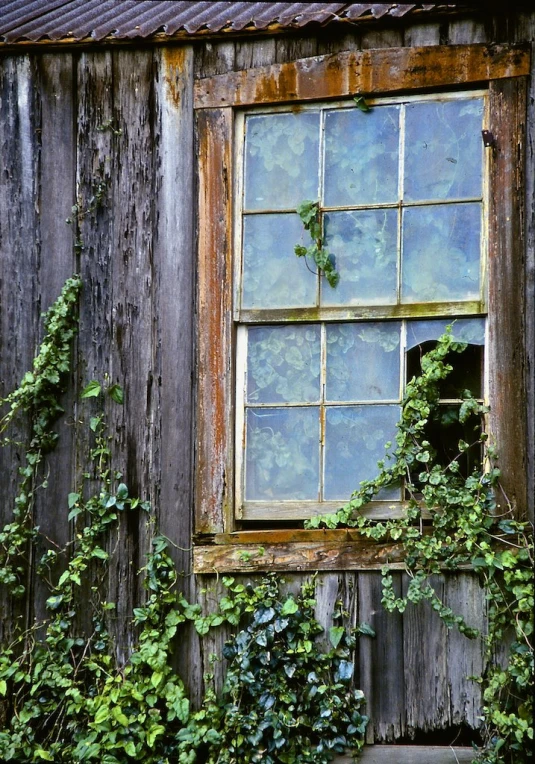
192, 528, 473, 574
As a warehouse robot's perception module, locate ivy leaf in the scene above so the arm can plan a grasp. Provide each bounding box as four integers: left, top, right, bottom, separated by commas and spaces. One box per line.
353, 95, 371, 112
329, 626, 344, 648
68, 492, 80, 509
281, 598, 299, 616
108, 384, 124, 404
81, 380, 101, 398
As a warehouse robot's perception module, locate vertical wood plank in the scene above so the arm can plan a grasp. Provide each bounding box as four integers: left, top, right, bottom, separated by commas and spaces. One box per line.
194, 40, 235, 78
235, 38, 277, 70
275, 35, 318, 63
358, 572, 405, 743
447, 19, 487, 44
195, 107, 233, 534
153, 44, 202, 694
361, 28, 404, 49
403, 23, 441, 47
0, 55, 41, 640
30, 52, 76, 627
75, 50, 115, 638
403, 575, 450, 736
487, 77, 528, 519
444, 574, 486, 730
105, 48, 156, 660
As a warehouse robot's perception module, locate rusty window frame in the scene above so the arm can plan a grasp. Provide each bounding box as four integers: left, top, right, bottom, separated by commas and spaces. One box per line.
193, 43, 529, 572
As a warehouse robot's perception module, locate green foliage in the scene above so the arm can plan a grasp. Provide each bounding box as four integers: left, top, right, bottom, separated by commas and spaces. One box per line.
305, 327, 534, 763
0, 278, 368, 763
295, 200, 339, 288
0, 275, 82, 597
181, 575, 370, 764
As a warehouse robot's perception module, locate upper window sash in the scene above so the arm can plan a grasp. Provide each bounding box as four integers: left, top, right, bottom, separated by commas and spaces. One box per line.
233, 90, 489, 325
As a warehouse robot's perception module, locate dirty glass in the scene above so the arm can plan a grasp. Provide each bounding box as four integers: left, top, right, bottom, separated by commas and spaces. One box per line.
247, 325, 321, 404
244, 111, 320, 210
401, 203, 481, 302
245, 407, 319, 500
322, 210, 398, 306
242, 213, 316, 309
324, 405, 400, 500
326, 322, 401, 401
404, 98, 484, 202
324, 105, 400, 206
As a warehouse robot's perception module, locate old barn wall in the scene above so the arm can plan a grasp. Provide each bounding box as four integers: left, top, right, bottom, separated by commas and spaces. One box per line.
0, 8, 533, 745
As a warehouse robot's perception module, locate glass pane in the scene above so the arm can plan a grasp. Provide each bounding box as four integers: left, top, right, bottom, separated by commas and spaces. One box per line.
326, 322, 401, 401
406, 318, 485, 398
324, 105, 400, 206
245, 408, 319, 500
404, 98, 484, 202
324, 405, 400, 500
247, 325, 321, 404
242, 214, 316, 309
322, 210, 398, 306
244, 112, 320, 210
401, 203, 481, 302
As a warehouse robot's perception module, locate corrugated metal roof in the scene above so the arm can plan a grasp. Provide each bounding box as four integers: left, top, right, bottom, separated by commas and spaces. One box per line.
0, 2, 460, 44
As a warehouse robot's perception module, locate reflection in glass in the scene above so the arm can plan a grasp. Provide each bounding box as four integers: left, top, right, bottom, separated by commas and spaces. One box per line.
326, 323, 401, 401
242, 214, 316, 309
247, 325, 321, 404
322, 210, 398, 306
324, 405, 400, 500
405, 98, 484, 202
244, 112, 320, 210
324, 105, 400, 206
402, 204, 481, 302
245, 408, 319, 500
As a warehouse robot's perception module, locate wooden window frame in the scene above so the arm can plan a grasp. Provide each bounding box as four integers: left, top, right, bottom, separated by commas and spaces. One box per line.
193, 43, 530, 574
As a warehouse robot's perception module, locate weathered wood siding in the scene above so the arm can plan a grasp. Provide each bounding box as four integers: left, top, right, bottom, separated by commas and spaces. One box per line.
1, 9, 533, 747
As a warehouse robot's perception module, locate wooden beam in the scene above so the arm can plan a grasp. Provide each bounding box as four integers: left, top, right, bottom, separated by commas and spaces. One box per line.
194, 43, 530, 108
195, 107, 234, 534
336, 747, 475, 763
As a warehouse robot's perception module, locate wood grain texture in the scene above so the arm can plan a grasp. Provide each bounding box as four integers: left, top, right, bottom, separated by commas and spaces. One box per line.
105, 48, 155, 660
30, 53, 76, 628
194, 43, 530, 108
0, 55, 41, 640
195, 107, 233, 534
358, 572, 405, 743
487, 77, 529, 520
336, 747, 475, 763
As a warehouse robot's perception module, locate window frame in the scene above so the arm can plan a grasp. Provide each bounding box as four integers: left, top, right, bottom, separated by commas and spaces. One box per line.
193, 42, 529, 572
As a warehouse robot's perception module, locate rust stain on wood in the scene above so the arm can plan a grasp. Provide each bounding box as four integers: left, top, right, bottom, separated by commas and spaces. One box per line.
195, 107, 233, 534
194, 43, 531, 108
162, 46, 188, 108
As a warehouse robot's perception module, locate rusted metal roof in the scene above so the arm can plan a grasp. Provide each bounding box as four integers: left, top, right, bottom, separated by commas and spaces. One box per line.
0, 2, 462, 44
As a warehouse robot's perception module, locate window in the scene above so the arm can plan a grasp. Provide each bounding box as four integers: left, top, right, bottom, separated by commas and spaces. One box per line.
234, 93, 488, 522
194, 43, 529, 567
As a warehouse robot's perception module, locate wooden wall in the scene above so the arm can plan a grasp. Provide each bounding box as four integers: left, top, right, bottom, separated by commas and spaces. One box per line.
0, 8, 533, 745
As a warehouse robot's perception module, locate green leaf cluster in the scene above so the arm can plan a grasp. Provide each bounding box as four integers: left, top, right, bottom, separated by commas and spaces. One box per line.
305, 326, 534, 762
295, 201, 339, 288
181, 575, 370, 763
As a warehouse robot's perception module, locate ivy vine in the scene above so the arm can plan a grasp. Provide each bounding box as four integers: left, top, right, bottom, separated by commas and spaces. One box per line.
294, 200, 339, 288
305, 326, 534, 763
